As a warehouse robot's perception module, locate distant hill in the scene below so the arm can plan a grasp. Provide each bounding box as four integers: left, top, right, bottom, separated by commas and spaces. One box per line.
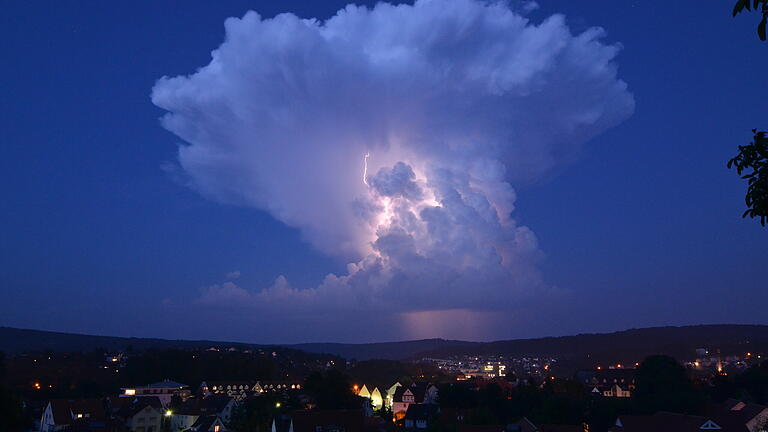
0, 327, 256, 354
1, 325, 767, 367
289, 325, 768, 367
414, 324, 768, 373
286, 339, 476, 361
0, 326, 470, 360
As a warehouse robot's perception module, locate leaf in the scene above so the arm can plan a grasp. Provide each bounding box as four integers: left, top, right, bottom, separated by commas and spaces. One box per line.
734, 0, 747, 16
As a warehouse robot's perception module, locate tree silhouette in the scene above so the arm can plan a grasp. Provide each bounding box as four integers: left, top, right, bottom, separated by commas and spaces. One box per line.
633, 355, 702, 414
733, 0, 768, 40
728, 130, 768, 226
730, 2, 767, 226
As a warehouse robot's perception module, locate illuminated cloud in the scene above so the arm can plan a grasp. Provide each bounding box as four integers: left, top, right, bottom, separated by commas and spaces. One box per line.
153, 0, 634, 341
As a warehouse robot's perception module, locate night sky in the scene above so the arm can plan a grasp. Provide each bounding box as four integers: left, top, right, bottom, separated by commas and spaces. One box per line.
1, 1, 766, 344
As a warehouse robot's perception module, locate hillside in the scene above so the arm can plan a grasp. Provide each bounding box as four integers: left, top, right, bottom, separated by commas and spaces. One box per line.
415, 324, 768, 373
0, 327, 255, 354
1, 325, 766, 366
290, 325, 768, 367
287, 338, 475, 361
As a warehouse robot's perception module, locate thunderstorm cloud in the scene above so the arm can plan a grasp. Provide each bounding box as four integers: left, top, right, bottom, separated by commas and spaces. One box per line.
152, 0, 634, 341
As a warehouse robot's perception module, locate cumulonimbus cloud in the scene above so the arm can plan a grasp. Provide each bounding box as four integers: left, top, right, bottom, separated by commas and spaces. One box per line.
152, 0, 634, 340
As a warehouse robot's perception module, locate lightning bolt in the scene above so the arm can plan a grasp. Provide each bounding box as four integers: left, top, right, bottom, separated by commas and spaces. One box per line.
363, 152, 370, 186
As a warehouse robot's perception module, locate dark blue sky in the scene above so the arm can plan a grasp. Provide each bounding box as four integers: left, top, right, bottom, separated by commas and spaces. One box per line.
1, 1, 766, 343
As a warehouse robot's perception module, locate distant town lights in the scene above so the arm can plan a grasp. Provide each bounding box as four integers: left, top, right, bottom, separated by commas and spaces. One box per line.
165, 410, 173, 417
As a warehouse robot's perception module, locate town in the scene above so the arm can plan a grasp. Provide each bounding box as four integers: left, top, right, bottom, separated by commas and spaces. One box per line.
2, 338, 768, 432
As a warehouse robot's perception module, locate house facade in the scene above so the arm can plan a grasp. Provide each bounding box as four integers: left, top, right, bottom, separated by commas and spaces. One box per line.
40, 399, 108, 432
199, 381, 262, 401
393, 384, 438, 418
170, 395, 236, 431
121, 380, 191, 407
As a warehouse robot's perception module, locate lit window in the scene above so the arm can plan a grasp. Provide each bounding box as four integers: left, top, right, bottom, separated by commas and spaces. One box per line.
125, 389, 136, 396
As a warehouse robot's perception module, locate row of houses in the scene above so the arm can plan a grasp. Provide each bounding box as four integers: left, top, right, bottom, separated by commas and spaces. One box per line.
353, 382, 438, 417
39, 377, 305, 432
575, 368, 637, 398
610, 399, 768, 432
269, 406, 588, 432
395, 397, 768, 432
199, 380, 302, 401
39, 394, 234, 432
119, 379, 303, 407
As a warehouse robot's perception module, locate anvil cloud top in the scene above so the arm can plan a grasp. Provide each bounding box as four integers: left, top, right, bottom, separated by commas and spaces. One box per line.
152, 0, 633, 337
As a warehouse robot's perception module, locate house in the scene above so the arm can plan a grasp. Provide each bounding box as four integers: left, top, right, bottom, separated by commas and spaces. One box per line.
271, 414, 293, 432
121, 380, 191, 407
354, 396, 374, 417
184, 416, 228, 432
600, 384, 632, 398
271, 409, 365, 432
404, 404, 439, 429
386, 383, 402, 408
170, 396, 236, 431
392, 383, 438, 417
512, 418, 540, 432
259, 381, 302, 393
611, 412, 749, 432
40, 399, 108, 432
199, 381, 262, 400
355, 384, 386, 409
576, 369, 636, 398
720, 399, 768, 432
107, 396, 163, 432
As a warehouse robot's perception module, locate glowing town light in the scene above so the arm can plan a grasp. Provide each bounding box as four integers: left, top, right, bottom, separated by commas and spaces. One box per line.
275, 402, 281, 408
165, 410, 173, 417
